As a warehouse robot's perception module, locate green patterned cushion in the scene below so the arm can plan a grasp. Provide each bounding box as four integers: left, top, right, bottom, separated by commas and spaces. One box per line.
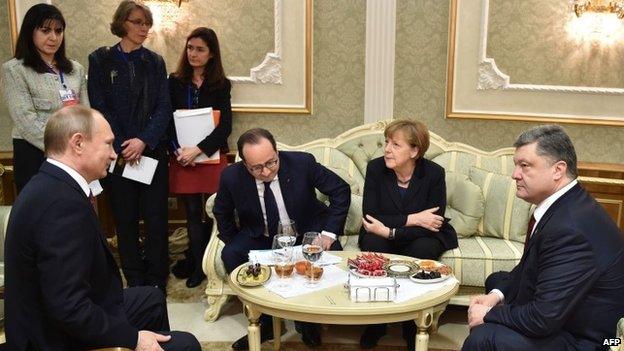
432, 152, 515, 176
335, 134, 385, 177
468, 167, 532, 243
445, 172, 484, 238
302, 146, 365, 197
441, 236, 523, 287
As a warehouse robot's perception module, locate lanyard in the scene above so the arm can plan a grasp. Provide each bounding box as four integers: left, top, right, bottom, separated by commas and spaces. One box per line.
46, 64, 66, 90
187, 85, 193, 109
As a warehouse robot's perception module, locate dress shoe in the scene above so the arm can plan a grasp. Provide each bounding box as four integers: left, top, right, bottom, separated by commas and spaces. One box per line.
172, 256, 193, 279
231, 322, 276, 351
359, 324, 387, 349
300, 323, 322, 348
185, 272, 206, 288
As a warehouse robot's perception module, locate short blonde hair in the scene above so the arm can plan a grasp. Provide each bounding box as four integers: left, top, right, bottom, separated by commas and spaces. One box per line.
110, 0, 153, 38
44, 105, 95, 157
384, 119, 430, 159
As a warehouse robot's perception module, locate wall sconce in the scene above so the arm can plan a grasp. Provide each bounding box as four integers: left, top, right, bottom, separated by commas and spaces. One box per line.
574, 0, 624, 19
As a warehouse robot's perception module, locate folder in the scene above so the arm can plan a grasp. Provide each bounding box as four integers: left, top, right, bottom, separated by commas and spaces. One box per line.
108, 156, 158, 185
173, 108, 221, 164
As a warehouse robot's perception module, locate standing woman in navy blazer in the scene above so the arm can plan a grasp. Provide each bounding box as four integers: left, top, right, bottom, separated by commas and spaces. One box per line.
88, 0, 172, 292
1, 4, 88, 193
168, 27, 232, 288
358, 119, 458, 349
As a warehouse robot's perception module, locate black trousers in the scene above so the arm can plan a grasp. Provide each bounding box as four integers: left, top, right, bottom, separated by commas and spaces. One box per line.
359, 231, 445, 260
124, 286, 201, 350
180, 194, 211, 278
103, 150, 169, 287
461, 323, 584, 351
13, 139, 45, 194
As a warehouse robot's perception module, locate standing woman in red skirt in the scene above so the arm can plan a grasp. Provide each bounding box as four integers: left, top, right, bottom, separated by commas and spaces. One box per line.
168, 27, 231, 288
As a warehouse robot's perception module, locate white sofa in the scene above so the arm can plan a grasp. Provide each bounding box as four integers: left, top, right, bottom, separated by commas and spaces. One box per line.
201, 120, 535, 322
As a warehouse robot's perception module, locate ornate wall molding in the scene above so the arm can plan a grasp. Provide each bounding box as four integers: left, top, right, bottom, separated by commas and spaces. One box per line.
229, 0, 282, 84
364, 0, 396, 123
476, 0, 624, 95
446, 0, 624, 126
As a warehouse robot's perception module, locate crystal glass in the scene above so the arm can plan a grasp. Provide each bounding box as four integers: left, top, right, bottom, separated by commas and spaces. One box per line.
272, 234, 295, 290
301, 231, 324, 288
278, 219, 298, 237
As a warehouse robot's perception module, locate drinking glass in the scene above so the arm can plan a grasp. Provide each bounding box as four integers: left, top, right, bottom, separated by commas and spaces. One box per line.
301, 231, 324, 288
278, 219, 298, 237
272, 234, 295, 290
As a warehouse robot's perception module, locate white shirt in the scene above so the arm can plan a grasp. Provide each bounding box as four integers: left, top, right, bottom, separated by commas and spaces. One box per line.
255, 176, 337, 240
47, 158, 91, 197
490, 179, 579, 303
46, 159, 104, 197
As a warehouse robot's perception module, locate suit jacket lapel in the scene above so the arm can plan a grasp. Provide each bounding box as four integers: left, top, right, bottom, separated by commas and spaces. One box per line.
402, 161, 425, 208
524, 183, 582, 253
240, 164, 264, 223
41, 162, 122, 278
277, 157, 295, 217
383, 168, 403, 210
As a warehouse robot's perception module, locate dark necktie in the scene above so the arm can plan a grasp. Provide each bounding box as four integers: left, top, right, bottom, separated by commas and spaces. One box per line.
263, 181, 279, 237
523, 213, 536, 253
88, 190, 97, 211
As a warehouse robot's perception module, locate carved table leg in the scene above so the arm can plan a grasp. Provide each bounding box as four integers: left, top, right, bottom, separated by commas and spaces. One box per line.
429, 306, 447, 334
243, 303, 262, 351
414, 308, 434, 351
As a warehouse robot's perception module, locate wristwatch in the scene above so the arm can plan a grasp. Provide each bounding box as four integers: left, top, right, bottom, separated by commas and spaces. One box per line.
388, 228, 395, 240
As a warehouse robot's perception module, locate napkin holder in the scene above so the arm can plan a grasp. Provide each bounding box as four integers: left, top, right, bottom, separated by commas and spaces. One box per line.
346, 273, 399, 302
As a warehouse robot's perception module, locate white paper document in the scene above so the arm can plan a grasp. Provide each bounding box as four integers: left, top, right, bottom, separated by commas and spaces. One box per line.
108, 156, 158, 185
248, 246, 343, 266
173, 107, 219, 163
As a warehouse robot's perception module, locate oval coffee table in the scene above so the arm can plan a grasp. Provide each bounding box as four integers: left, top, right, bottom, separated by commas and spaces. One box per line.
229, 251, 459, 351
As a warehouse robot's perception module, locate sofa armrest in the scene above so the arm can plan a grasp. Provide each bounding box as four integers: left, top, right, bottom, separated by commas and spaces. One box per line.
202, 194, 225, 279
613, 318, 624, 351
0, 206, 11, 280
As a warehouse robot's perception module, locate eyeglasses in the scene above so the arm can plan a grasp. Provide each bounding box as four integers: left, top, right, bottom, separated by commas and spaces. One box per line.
246, 157, 279, 175
126, 19, 152, 28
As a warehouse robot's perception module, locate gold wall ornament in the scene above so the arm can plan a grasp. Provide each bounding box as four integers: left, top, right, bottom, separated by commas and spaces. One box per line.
574, 0, 624, 19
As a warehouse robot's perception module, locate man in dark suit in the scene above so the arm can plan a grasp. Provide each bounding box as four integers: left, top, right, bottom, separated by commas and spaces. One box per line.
4, 105, 200, 351
214, 128, 351, 350
463, 125, 624, 351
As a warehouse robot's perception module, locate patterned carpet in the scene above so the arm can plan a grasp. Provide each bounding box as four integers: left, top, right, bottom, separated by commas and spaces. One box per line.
166, 273, 206, 303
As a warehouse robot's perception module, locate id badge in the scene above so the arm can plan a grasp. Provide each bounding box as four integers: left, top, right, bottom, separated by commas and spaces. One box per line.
59, 88, 79, 107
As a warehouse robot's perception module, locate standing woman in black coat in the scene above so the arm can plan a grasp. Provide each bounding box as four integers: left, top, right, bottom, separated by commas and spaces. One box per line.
168, 27, 231, 288
88, 0, 172, 292
358, 119, 458, 349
